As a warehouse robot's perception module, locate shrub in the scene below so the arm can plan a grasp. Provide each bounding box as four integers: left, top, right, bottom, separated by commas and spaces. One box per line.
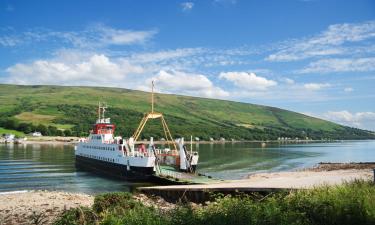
108, 205, 167, 225
93, 192, 137, 213
54, 207, 98, 225
285, 180, 375, 225
54, 181, 375, 225
94, 192, 169, 225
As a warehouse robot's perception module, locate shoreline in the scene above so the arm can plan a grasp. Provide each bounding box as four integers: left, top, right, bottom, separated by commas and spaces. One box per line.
0, 162, 374, 224
2, 137, 373, 146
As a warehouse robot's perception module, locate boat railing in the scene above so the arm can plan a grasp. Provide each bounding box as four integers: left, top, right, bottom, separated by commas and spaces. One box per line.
78, 138, 87, 143
133, 151, 154, 158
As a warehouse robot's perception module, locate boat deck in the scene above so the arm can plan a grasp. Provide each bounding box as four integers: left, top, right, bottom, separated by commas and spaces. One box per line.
152, 165, 220, 184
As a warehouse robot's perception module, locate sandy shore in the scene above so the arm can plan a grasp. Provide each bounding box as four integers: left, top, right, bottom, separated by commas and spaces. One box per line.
141, 163, 374, 191
243, 169, 373, 189
141, 169, 373, 192
0, 190, 175, 225
23, 136, 79, 145
23, 140, 77, 145
0, 191, 93, 225
1, 163, 373, 224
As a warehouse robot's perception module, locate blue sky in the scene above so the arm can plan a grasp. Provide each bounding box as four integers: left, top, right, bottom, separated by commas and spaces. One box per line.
0, 0, 375, 130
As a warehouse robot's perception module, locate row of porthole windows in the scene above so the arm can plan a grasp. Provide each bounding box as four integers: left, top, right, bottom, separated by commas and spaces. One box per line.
80, 153, 115, 163
82, 145, 115, 151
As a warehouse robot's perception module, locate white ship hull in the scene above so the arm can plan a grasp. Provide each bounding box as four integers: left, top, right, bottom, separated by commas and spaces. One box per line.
75, 136, 156, 180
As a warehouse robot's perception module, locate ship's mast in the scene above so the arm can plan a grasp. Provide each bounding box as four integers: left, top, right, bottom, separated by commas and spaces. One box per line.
102, 103, 106, 119
97, 102, 108, 123
132, 81, 177, 150
98, 102, 101, 121
151, 80, 154, 113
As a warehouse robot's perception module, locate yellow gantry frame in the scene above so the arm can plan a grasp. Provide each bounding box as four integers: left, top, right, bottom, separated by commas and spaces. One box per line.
131, 81, 177, 150
132, 112, 177, 150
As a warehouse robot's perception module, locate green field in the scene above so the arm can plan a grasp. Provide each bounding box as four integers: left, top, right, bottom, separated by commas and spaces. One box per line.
0, 127, 25, 137
0, 84, 373, 140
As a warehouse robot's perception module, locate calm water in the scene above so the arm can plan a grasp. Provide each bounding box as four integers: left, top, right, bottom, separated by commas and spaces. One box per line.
0, 141, 374, 194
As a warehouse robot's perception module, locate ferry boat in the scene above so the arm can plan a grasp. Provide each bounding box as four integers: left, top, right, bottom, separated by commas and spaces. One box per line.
75, 83, 199, 180
75, 103, 156, 180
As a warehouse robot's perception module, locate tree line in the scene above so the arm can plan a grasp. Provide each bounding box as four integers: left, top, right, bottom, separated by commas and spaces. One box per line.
1, 103, 374, 140
0, 118, 72, 137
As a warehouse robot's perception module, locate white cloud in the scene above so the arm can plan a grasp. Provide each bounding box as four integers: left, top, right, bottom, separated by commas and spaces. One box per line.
303, 82, 331, 91
0, 24, 157, 48
213, 0, 237, 5
130, 48, 204, 63
266, 21, 375, 62
267, 47, 344, 62
0, 36, 21, 47
323, 111, 375, 131
298, 57, 375, 74
282, 78, 295, 85
90, 24, 156, 46
2, 46, 237, 100
3, 50, 230, 99
219, 72, 277, 90
344, 87, 353, 92
181, 2, 194, 11
127, 47, 254, 70
2, 49, 348, 103
150, 70, 229, 98
5, 54, 144, 86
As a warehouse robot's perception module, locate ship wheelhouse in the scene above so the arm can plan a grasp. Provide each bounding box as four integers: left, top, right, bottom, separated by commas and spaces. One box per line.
93, 123, 115, 135
90, 113, 116, 143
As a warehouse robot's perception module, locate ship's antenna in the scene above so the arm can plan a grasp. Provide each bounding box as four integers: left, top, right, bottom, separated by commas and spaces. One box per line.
102, 106, 104, 119
98, 102, 101, 121
151, 80, 155, 113
102, 103, 106, 119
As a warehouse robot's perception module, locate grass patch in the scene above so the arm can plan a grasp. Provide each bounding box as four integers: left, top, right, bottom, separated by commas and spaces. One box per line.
54, 124, 74, 130
54, 180, 375, 225
14, 112, 74, 130
15, 112, 56, 124
0, 127, 25, 137
237, 123, 255, 128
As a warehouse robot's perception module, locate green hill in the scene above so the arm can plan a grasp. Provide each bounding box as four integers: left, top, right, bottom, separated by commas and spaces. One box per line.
0, 84, 373, 140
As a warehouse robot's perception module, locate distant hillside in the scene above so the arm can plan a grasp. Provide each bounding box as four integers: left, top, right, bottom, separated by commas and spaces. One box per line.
0, 84, 374, 140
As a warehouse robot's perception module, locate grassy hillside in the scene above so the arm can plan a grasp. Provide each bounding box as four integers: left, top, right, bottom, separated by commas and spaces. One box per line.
0, 84, 373, 140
